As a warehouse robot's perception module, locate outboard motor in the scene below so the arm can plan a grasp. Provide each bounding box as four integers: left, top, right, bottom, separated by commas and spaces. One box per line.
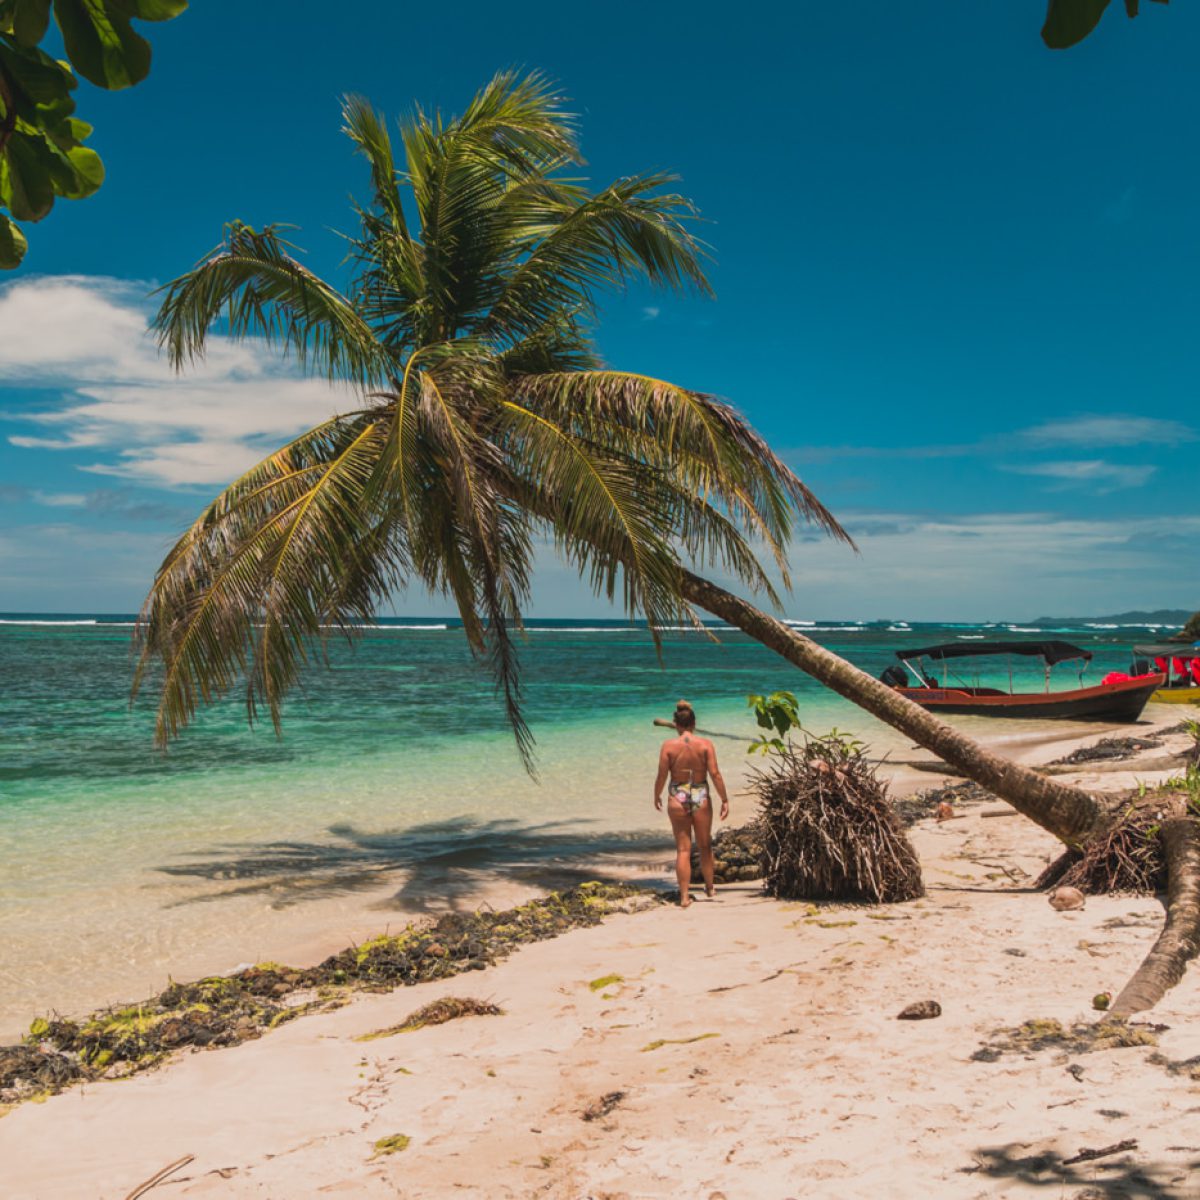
880, 665, 909, 689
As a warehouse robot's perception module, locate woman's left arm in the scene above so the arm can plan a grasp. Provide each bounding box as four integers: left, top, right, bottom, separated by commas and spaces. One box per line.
708, 743, 730, 821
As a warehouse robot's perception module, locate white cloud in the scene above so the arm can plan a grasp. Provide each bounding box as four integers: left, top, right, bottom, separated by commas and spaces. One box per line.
641, 306, 660, 320
1022, 415, 1194, 448
761, 510, 1200, 621
30, 491, 88, 507
3, 276, 359, 488
1003, 459, 1156, 492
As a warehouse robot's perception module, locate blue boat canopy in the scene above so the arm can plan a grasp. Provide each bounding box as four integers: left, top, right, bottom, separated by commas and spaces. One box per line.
896, 640, 1092, 666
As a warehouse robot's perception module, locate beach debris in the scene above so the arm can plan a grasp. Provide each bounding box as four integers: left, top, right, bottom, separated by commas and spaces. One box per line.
1053, 736, 1160, 766
753, 733, 924, 904
895, 780, 993, 828
0, 882, 652, 1108
1092, 991, 1113, 1011
896, 1000, 941, 1020
588, 974, 623, 992
581, 1090, 626, 1121
972, 1017, 1158, 1062
1049, 886, 1086, 911
123, 1154, 195, 1200
935, 801, 956, 822
640, 1032, 719, 1052
370, 1134, 410, 1159
355, 997, 502, 1042
981, 808, 1018, 818
0, 1043, 84, 1102
1061, 1138, 1138, 1166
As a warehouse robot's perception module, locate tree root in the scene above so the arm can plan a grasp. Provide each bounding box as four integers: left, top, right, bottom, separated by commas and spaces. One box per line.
1110, 817, 1200, 1019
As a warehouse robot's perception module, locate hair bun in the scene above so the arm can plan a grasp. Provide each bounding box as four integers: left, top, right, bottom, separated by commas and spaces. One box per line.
675, 699, 693, 711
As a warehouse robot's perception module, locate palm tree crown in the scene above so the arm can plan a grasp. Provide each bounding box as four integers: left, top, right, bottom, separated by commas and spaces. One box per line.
136, 71, 850, 766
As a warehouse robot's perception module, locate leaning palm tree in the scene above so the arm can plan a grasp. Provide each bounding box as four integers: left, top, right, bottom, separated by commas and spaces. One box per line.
137, 72, 1196, 1012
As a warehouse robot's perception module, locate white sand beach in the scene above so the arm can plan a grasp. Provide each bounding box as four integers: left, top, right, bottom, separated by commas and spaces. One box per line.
2, 717, 1198, 1198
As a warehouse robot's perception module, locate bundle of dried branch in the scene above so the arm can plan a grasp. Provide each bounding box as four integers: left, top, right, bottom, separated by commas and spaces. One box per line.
752, 735, 924, 904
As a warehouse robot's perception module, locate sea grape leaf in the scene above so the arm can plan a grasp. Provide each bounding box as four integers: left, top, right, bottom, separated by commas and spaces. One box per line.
53, 0, 153, 89
1042, 0, 1112, 48
7, 0, 53, 47
111, 0, 188, 20
0, 211, 27, 266
2, 131, 55, 219
0, 0, 183, 267
0, 39, 76, 105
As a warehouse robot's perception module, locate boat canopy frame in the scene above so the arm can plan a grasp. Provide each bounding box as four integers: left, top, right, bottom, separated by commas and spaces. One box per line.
1132, 643, 1200, 660
895, 640, 1092, 667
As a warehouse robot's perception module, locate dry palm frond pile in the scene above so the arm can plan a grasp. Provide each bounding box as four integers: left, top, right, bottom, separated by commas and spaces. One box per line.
752, 735, 924, 903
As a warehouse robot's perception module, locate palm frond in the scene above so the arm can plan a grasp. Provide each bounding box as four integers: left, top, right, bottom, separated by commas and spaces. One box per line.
153, 221, 390, 385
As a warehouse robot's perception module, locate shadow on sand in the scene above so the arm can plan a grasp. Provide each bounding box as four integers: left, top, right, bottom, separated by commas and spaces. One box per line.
155, 817, 670, 913
961, 1141, 1198, 1199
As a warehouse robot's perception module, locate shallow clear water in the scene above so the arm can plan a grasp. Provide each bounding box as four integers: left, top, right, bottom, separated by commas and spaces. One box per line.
0, 614, 1167, 1035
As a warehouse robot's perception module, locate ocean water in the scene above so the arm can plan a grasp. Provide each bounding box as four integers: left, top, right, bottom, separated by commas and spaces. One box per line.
0, 613, 1177, 1036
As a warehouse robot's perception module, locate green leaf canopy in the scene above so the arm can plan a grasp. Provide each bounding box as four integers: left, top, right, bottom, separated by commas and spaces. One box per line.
0, 0, 185, 266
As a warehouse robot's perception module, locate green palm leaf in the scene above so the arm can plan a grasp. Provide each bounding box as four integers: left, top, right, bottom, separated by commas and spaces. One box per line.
141, 71, 851, 767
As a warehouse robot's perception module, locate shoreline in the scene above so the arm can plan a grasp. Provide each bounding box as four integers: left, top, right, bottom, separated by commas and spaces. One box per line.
0, 717, 1196, 1195
2, 710, 1190, 1041
1, 714, 1178, 1043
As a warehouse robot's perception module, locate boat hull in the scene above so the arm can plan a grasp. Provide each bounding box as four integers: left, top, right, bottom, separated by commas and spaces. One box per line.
1151, 687, 1200, 706
893, 676, 1163, 722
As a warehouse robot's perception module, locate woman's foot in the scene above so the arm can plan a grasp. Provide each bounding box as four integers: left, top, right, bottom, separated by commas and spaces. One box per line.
705, 884, 715, 899
680, 894, 693, 908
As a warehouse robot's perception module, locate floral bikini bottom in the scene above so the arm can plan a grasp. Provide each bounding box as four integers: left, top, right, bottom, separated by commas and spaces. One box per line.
670, 783, 709, 814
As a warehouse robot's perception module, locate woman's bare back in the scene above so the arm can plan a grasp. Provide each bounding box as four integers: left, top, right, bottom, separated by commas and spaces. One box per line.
663, 733, 711, 785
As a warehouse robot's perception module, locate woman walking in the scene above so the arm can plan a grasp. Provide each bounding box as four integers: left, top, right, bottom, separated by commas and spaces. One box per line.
653, 701, 731, 907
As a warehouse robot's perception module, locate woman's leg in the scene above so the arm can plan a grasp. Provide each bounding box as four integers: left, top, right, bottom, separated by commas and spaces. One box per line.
667, 801, 695, 907
692, 800, 715, 896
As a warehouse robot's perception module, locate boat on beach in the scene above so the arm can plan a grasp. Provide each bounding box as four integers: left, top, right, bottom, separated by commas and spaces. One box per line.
1129, 643, 1200, 705
879, 639, 1163, 722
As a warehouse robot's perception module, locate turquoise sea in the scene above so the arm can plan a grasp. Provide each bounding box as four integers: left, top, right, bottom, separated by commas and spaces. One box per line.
0, 613, 1177, 1037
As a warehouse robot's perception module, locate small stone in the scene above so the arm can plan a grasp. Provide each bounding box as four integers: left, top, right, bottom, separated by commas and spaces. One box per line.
1049, 886, 1086, 911
270, 982, 290, 997
897, 1000, 942, 1020
424, 943, 448, 958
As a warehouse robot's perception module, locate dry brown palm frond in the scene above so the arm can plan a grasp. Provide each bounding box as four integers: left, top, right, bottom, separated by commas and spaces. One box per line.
753, 734, 924, 904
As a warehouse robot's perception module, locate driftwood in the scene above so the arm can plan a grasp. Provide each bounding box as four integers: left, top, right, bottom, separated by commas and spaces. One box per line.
124, 1155, 194, 1200
1060, 1138, 1137, 1166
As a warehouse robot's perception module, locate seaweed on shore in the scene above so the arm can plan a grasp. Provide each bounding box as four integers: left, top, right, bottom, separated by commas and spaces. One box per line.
356, 997, 502, 1041
972, 1017, 1160, 1062
0, 881, 652, 1108
1051, 735, 1162, 766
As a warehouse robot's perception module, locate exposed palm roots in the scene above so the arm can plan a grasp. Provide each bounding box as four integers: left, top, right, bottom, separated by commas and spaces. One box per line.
1052, 800, 1170, 894
752, 734, 924, 904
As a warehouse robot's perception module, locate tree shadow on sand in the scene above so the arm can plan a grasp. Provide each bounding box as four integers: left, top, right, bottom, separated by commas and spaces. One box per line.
154, 817, 669, 912
961, 1141, 1199, 1199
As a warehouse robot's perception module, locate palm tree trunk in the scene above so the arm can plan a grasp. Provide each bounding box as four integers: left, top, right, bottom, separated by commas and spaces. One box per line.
1109, 817, 1200, 1018
678, 569, 1103, 845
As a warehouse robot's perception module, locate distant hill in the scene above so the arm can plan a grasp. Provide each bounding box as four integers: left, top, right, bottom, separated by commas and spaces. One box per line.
1030, 609, 1191, 627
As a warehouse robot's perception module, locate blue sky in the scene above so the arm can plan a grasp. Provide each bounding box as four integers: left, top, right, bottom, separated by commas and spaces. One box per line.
1, 1, 1196, 619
